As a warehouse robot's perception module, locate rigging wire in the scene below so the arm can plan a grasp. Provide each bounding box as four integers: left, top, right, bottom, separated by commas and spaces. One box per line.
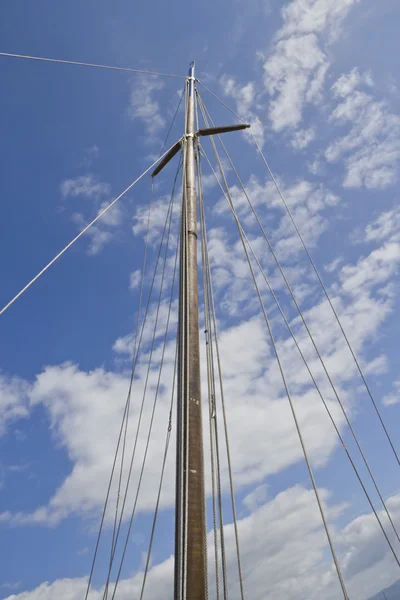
252, 135, 400, 469
197, 147, 246, 600
86, 77, 186, 591
0, 143, 179, 317
104, 180, 155, 599
196, 89, 221, 598
198, 150, 225, 600
195, 91, 245, 597
137, 92, 189, 594
84, 174, 154, 599
97, 86, 187, 597
159, 84, 186, 158
107, 89, 185, 597
139, 332, 179, 599
194, 87, 211, 600
0, 51, 185, 78
83, 388, 131, 600
199, 146, 400, 570
182, 132, 192, 600
174, 84, 189, 600
108, 80, 185, 571
101, 160, 181, 599
197, 111, 350, 599
85, 161, 180, 600
110, 174, 179, 599
196, 92, 400, 549
197, 79, 400, 471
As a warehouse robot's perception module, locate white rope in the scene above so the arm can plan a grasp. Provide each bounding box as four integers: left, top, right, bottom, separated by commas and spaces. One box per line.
0, 51, 185, 79
0, 143, 177, 317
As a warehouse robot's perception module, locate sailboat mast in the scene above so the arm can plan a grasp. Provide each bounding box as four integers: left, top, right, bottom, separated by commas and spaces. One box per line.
175, 61, 207, 600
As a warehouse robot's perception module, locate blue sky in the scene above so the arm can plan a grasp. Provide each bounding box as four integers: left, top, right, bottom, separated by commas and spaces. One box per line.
1, 1, 400, 599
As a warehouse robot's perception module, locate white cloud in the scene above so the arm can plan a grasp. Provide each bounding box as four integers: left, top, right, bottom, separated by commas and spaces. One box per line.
324, 257, 343, 273
60, 175, 110, 200
331, 68, 373, 98
4, 578, 94, 600
242, 483, 268, 511
129, 269, 142, 290
364, 208, 400, 244
132, 192, 180, 247
8, 464, 30, 473
291, 127, 316, 150
6, 485, 400, 600
112, 334, 135, 355
263, 0, 361, 132
4, 5, 400, 600
3, 183, 400, 531
0, 374, 30, 437
60, 172, 122, 255
96, 201, 123, 228
1, 238, 393, 528
86, 228, 113, 256
71, 206, 121, 256
0, 582, 21, 592
383, 380, 400, 407
219, 76, 265, 147
264, 33, 327, 131
80, 145, 99, 169
113, 299, 179, 354
2, 182, 400, 600
326, 70, 400, 189
339, 242, 400, 296
278, 0, 361, 41
221, 78, 255, 116
0, 314, 346, 525
127, 77, 166, 140
2, 358, 178, 525
213, 174, 340, 265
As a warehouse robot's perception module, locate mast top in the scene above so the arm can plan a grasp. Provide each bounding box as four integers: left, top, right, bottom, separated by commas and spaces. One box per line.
188, 62, 195, 97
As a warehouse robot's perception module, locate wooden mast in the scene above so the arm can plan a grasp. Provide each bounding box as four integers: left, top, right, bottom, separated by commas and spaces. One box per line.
174, 61, 207, 600
151, 62, 249, 600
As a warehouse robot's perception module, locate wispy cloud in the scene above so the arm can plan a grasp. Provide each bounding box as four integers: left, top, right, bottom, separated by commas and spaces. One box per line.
383, 380, 400, 406
0, 375, 30, 438
71, 203, 122, 256
80, 145, 99, 169
324, 256, 343, 273
61, 174, 123, 256
263, 0, 361, 132
127, 77, 166, 142
0, 581, 21, 591
219, 76, 265, 146
60, 175, 110, 200
291, 127, 316, 150
129, 269, 142, 291
326, 68, 400, 188
364, 207, 400, 244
